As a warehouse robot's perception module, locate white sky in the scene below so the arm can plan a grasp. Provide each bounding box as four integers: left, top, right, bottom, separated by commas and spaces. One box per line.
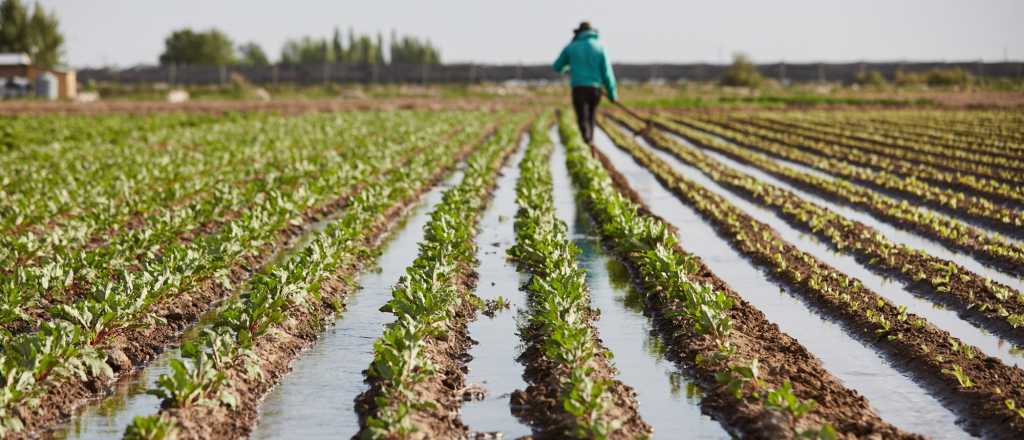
37, 0, 1024, 68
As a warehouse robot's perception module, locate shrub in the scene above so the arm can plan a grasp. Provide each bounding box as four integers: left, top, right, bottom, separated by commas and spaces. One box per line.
854, 69, 887, 87
720, 53, 764, 88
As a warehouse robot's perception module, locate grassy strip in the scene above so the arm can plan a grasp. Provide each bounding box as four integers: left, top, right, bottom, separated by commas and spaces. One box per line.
353, 115, 529, 439
505, 115, 650, 439
608, 113, 1024, 340
563, 110, 920, 439
662, 115, 1024, 236
121, 116, 512, 440
691, 115, 1024, 208
598, 113, 1024, 438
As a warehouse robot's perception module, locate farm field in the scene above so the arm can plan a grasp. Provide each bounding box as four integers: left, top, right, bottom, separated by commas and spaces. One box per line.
2, 104, 1024, 440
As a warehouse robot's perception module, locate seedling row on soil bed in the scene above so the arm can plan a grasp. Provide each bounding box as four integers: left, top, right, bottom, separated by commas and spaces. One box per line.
686, 115, 1024, 208
4, 106, 1024, 439
637, 112, 1024, 282
741, 115, 1024, 174
505, 116, 650, 439
663, 115, 1024, 236
0, 111, 493, 438
560, 110, 918, 439
597, 114, 1024, 438
124, 115, 512, 439
353, 115, 527, 439
607, 112, 1024, 343
723, 115, 1024, 187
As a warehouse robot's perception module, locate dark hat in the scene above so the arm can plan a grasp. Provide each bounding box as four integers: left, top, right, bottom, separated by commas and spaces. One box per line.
573, 21, 593, 34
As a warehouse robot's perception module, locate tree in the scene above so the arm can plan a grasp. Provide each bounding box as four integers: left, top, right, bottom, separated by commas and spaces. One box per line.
159, 28, 235, 65
237, 42, 269, 66
0, 0, 64, 68
720, 53, 763, 87
389, 33, 440, 65
27, 4, 62, 68
279, 36, 331, 64
0, 0, 29, 53
332, 27, 344, 62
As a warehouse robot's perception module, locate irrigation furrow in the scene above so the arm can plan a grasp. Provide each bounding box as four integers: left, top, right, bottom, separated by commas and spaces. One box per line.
661, 115, 1024, 239
1, 119, 464, 337
558, 111, 922, 439
458, 133, 532, 438
250, 166, 464, 440
1, 117, 491, 438
687, 115, 1024, 209
739, 115, 1024, 181
550, 128, 731, 438
122, 117, 507, 440
352, 117, 528, 439
847, 116, 1024, 157
589, 127, 968, 438
764, 114, 1024, 171
597, 116, 1024, 438
608, 114, 1024, 345
610, 121, 1024, 368
47, 122, 474, 440
631, 111, 1024, 283
505, 117, 651, 439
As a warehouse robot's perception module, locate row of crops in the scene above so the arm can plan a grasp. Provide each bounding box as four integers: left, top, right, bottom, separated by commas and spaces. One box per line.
1, 106, 1023, 439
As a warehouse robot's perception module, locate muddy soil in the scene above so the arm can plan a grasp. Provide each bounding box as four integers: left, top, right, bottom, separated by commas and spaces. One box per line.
579, 138, 919, 439
595, 122, 1024, 439
608, 115, 1024, 346
152, 132, 485, 439
352, 129, 523, 440
12, 128, 477, 439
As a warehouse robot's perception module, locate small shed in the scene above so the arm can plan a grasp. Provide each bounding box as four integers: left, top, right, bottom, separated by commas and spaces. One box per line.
0, 52, 77, 99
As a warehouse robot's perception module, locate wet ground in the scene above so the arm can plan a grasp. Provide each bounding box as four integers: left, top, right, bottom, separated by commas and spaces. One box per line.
552, 130, 731, 439
663, 130, 1024, 292
592, 127, 974, 439
249, 169, 464, 439
629, 131, 1024, 369
459, 137, 533, 437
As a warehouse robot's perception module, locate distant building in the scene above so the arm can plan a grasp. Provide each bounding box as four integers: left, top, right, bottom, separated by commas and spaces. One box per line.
0, 52, 77, 100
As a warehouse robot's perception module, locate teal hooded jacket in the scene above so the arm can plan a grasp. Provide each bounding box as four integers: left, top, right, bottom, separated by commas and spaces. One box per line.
553, 30, 618, 101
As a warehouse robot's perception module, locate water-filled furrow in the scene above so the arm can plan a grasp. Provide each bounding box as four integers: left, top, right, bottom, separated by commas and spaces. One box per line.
50, 351, 176, 439
592, 128, 973, 439
247, 169, 465, 439
552, 129, 731, 439
626, 130, 1024, 369
459, 137, 532, 438
681, 121, 1024, 243
657, 131, 1024, 301
49, 216, 331, 440
52, 169, 465, 439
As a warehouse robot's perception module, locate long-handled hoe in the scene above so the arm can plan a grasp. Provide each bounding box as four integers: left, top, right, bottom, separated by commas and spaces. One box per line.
609, 99, 655, 136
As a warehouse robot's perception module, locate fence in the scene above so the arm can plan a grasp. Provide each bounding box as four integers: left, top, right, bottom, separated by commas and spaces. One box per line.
78, 62, 1024, 86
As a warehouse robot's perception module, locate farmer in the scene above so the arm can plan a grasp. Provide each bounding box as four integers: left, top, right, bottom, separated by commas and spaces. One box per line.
553, 21, 618, 145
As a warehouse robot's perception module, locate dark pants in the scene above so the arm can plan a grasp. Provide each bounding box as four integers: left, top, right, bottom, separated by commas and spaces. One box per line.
572, 86, 601, 144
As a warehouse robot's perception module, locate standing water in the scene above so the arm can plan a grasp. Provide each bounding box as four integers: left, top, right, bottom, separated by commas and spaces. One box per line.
250, 169, 464, 439
629, 131, 1024, 368
460, 136, 533, 437
662, 130, 1024, 292
552, 130, 730, 439
592, 128, 974, 439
